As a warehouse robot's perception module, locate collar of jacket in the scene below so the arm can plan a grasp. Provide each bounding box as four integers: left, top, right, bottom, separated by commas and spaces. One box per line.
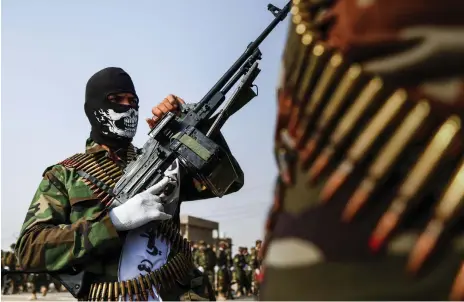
84, 137, 136, 159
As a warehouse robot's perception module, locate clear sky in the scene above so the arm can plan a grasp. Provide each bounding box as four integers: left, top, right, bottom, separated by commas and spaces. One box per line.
1, 0, 289, 252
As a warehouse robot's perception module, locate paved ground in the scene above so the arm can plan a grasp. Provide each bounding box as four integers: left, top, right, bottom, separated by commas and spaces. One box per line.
2, 292, 255, 301
2, 292, 75, 301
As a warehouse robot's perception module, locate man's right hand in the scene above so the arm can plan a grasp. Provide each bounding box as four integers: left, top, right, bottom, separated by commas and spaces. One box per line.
108, 177, 173, 231
146, 94, 185, 129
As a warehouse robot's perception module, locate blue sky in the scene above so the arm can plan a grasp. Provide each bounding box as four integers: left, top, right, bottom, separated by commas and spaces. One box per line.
1, 0, 289, 252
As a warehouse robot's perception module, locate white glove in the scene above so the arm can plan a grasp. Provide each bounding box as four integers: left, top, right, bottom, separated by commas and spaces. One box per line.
230, 267, 235, 271
3, 266, 9, 270
198, 266, 204, 273
255, 269, 260, 275
109, 177, 173, 231
214, 266, 219, 273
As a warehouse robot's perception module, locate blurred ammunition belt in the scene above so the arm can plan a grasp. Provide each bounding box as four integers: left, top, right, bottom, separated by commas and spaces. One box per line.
86, 219, 193, 301
261, 0, 464, 262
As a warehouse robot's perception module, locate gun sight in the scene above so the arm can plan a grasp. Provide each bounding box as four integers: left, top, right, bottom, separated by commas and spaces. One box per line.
267, 4, 282, 17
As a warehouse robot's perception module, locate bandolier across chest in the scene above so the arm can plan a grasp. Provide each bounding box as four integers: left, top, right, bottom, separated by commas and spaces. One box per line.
59, 152, 195, 301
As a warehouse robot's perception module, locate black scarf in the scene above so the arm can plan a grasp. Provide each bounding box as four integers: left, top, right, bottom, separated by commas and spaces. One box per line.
84, 67, 139, 149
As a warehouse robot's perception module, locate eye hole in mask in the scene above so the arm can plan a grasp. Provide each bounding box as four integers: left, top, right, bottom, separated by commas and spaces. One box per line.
108, 94, 139, 107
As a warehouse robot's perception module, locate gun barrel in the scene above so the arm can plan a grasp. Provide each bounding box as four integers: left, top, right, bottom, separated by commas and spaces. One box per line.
195, 1, 291, 111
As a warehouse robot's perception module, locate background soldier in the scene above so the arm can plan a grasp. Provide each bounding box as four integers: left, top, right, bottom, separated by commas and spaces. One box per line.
232, 248, 242, 297
260, 0, 464, 300
215, 241, 231, 300
2, 244, 18, 295
194, 240, 206, 270
249, 247, 259, 296
205, 244, 217, 292
255, 240, 262, 263
191, 241, 199, 268
241, 247, 252, 297
28, 273, 49, 300
234, 247, 249, 297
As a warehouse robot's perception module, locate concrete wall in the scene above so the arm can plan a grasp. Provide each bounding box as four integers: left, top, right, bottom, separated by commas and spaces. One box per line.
180, 215, 219, 245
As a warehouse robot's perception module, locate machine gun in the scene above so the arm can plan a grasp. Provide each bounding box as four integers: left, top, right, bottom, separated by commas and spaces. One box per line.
26, 3, 291, 299
111, 2, 291, 205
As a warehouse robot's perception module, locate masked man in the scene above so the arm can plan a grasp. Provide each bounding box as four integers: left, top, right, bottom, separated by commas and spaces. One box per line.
15, 67, 244, 301
260, 0, 464, 300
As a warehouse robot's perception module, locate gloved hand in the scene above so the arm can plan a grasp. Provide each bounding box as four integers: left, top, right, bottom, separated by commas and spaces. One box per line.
109, 177, 173, 231
214, 266, 219, 273
197, 266, 204, 273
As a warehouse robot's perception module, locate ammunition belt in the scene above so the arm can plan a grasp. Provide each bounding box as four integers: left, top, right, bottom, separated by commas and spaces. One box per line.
87, 253, 193, 301
263, 0, 464, 259
87, 219, 193, 301
60, 153, 125, 207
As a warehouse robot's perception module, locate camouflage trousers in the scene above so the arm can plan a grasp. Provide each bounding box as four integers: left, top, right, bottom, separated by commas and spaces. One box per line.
244, 269, 252, 294
204, 270, 215, 292
232, 269, 248, 295
215, 267, 231, 295
29, 274, 49, 294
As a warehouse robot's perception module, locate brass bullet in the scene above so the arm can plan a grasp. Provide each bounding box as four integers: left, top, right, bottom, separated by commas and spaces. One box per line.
108, 282, 113, 301
114, 282, 119, 301
131, 279, 141, 302
149, 271, 160, 293
126, 280, 133, 302
101, 282, 107, 301
95, 283, 102, 301
143, 274, 156, 299
137, 276, 148, 301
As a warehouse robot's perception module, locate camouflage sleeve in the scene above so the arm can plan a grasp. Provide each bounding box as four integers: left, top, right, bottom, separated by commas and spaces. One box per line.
15, 164, 121, 272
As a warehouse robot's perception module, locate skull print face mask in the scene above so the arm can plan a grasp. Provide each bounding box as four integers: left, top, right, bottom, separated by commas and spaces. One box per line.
94, 107, 138, 138
84, 67, 140, 149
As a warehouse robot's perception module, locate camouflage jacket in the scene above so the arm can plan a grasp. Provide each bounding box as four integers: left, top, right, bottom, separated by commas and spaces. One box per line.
233, 254, 244, 271
3, 251, 17, 268
216, 249, 228, 268
195, 250, 206, 269
15, 139, 132, 281
249, 250, 259, 269
205, 248, 217, 270
15, 132, 244, 282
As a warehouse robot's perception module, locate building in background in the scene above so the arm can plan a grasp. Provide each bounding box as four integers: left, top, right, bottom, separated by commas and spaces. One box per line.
180, 215, 219, 245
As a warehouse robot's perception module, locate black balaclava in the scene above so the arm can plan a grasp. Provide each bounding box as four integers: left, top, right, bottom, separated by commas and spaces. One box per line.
85, 67, 139, 150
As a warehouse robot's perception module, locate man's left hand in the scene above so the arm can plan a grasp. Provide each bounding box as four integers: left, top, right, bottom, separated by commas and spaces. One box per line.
146, 94, 185, 129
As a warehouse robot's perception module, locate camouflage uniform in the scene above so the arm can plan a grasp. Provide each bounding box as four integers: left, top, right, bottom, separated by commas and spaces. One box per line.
205, 245, 217, 292
15, 139, 130, 282
2, 249, 17, 295
215, 242, 231, 299
195, 242, 216, 291
260, 0, 464, 300
241, 248, 252, 296
249, 247, 259, 296
232, 248, 247, 297
253, 240, 262, 297
191, 241, 199, 267
15, 136, 242, 300
194, 240, 206, 270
